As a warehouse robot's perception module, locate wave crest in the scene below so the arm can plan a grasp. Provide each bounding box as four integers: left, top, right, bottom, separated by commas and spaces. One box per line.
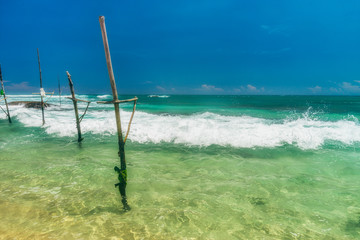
5, 104, 360, 150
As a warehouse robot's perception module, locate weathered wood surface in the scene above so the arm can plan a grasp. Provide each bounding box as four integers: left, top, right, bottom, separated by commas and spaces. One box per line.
99, 15, 130, 211
96, 97, 138, 104
37, 48, 45, 125
66, 71, 84, 142
66, 97, 90, 103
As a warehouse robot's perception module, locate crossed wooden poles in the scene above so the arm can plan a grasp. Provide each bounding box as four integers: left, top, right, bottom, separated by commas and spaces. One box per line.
2, 16, 137, 211
33, 48, 54, 125
64, 16, 137, 209
98, 16, 137, 211
66, 71, 90, 143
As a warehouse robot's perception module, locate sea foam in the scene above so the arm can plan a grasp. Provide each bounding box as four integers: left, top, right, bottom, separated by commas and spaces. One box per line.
97, 94, 112, 99
4, 104, 360, 150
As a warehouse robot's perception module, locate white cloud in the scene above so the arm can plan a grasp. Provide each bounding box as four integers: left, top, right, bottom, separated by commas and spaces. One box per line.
328, 80, 360, 94
341, 82, 360, 93
156, 86, 166, 91
6, 82, 36, 91
247, 84, 257, 91
308, 86, 322, 93
233, 84, 264, 94
153, 86, 176, 93
233, 87, 245, 93
200, 84, 223, 92
329, 87, 341, 93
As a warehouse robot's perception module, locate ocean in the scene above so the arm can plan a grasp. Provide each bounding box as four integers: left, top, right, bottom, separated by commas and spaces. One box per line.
1, 94, 360, 239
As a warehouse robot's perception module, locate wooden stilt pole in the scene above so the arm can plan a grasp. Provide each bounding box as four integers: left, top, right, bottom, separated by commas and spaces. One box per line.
99, 16, 131, 211
0, 64, 12, 123
66, 71, 84, 142
37, 48, 45, 125
58, 75, 61, 107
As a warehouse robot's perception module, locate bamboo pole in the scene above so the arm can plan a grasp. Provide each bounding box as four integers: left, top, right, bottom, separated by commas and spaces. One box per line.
66, 71, 84, 142
99, 16, 130, 211
97, 97, 138, 104
37, 48, 45, 125
0, 64, 12, 123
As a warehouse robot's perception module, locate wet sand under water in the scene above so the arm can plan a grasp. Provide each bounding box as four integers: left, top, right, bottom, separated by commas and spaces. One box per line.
1, 138, 360, 239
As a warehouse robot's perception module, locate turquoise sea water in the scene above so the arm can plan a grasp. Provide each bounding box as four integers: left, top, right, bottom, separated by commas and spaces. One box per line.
1, 94, 360, 239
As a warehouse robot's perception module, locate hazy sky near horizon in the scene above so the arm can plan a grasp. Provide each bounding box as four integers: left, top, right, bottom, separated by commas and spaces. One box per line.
1, 0, 360, 95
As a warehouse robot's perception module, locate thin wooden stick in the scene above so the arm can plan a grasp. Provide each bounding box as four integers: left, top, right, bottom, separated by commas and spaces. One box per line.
37, 48, 45, 125
43, 92, 54, 104
0, 64, 12, 123
124, 99, 137, 143
66, 98, 90, 103
66, 71, 84, 142
32, 91, 53, 95
0, 105, 8, 115
99, 15, 130, 211
97, 96, 138, 143
79, 102, 90, 122
96, 97, 138, 104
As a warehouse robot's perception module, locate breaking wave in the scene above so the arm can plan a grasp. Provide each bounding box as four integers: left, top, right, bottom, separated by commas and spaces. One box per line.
4, 103, 360, 150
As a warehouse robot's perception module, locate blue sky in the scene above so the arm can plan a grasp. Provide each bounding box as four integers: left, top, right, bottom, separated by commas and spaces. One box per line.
1, 0, 360, 95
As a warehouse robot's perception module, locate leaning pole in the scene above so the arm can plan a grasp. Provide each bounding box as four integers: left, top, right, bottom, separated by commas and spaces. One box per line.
66, 71, 90, 143
99, 16, 131, 210
37, 48, 45, 125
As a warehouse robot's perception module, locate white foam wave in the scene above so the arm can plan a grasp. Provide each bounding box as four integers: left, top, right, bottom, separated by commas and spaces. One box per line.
128, 112, 360, 149
5, 104, 360, 149
97, 94, 111, 99
148, 95, 170, 98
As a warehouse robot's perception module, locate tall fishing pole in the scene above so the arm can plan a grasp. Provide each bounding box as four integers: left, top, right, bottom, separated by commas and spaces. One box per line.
98, 16, 137, 211
0, 64, 12, 123
37, 48, 45, 125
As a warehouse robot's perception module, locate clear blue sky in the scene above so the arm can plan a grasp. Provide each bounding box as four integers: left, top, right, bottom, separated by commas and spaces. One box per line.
1, 0, 360, 95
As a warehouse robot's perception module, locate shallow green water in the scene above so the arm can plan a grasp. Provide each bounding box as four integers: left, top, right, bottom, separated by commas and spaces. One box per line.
1, 95, 360, 239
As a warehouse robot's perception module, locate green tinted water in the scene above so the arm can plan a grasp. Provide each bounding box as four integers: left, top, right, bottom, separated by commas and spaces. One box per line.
1, 130, 360, 239
1, 95, 360, 239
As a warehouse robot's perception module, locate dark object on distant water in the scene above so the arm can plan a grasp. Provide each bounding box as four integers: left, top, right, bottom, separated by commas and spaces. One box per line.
8, 101, 53, 109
